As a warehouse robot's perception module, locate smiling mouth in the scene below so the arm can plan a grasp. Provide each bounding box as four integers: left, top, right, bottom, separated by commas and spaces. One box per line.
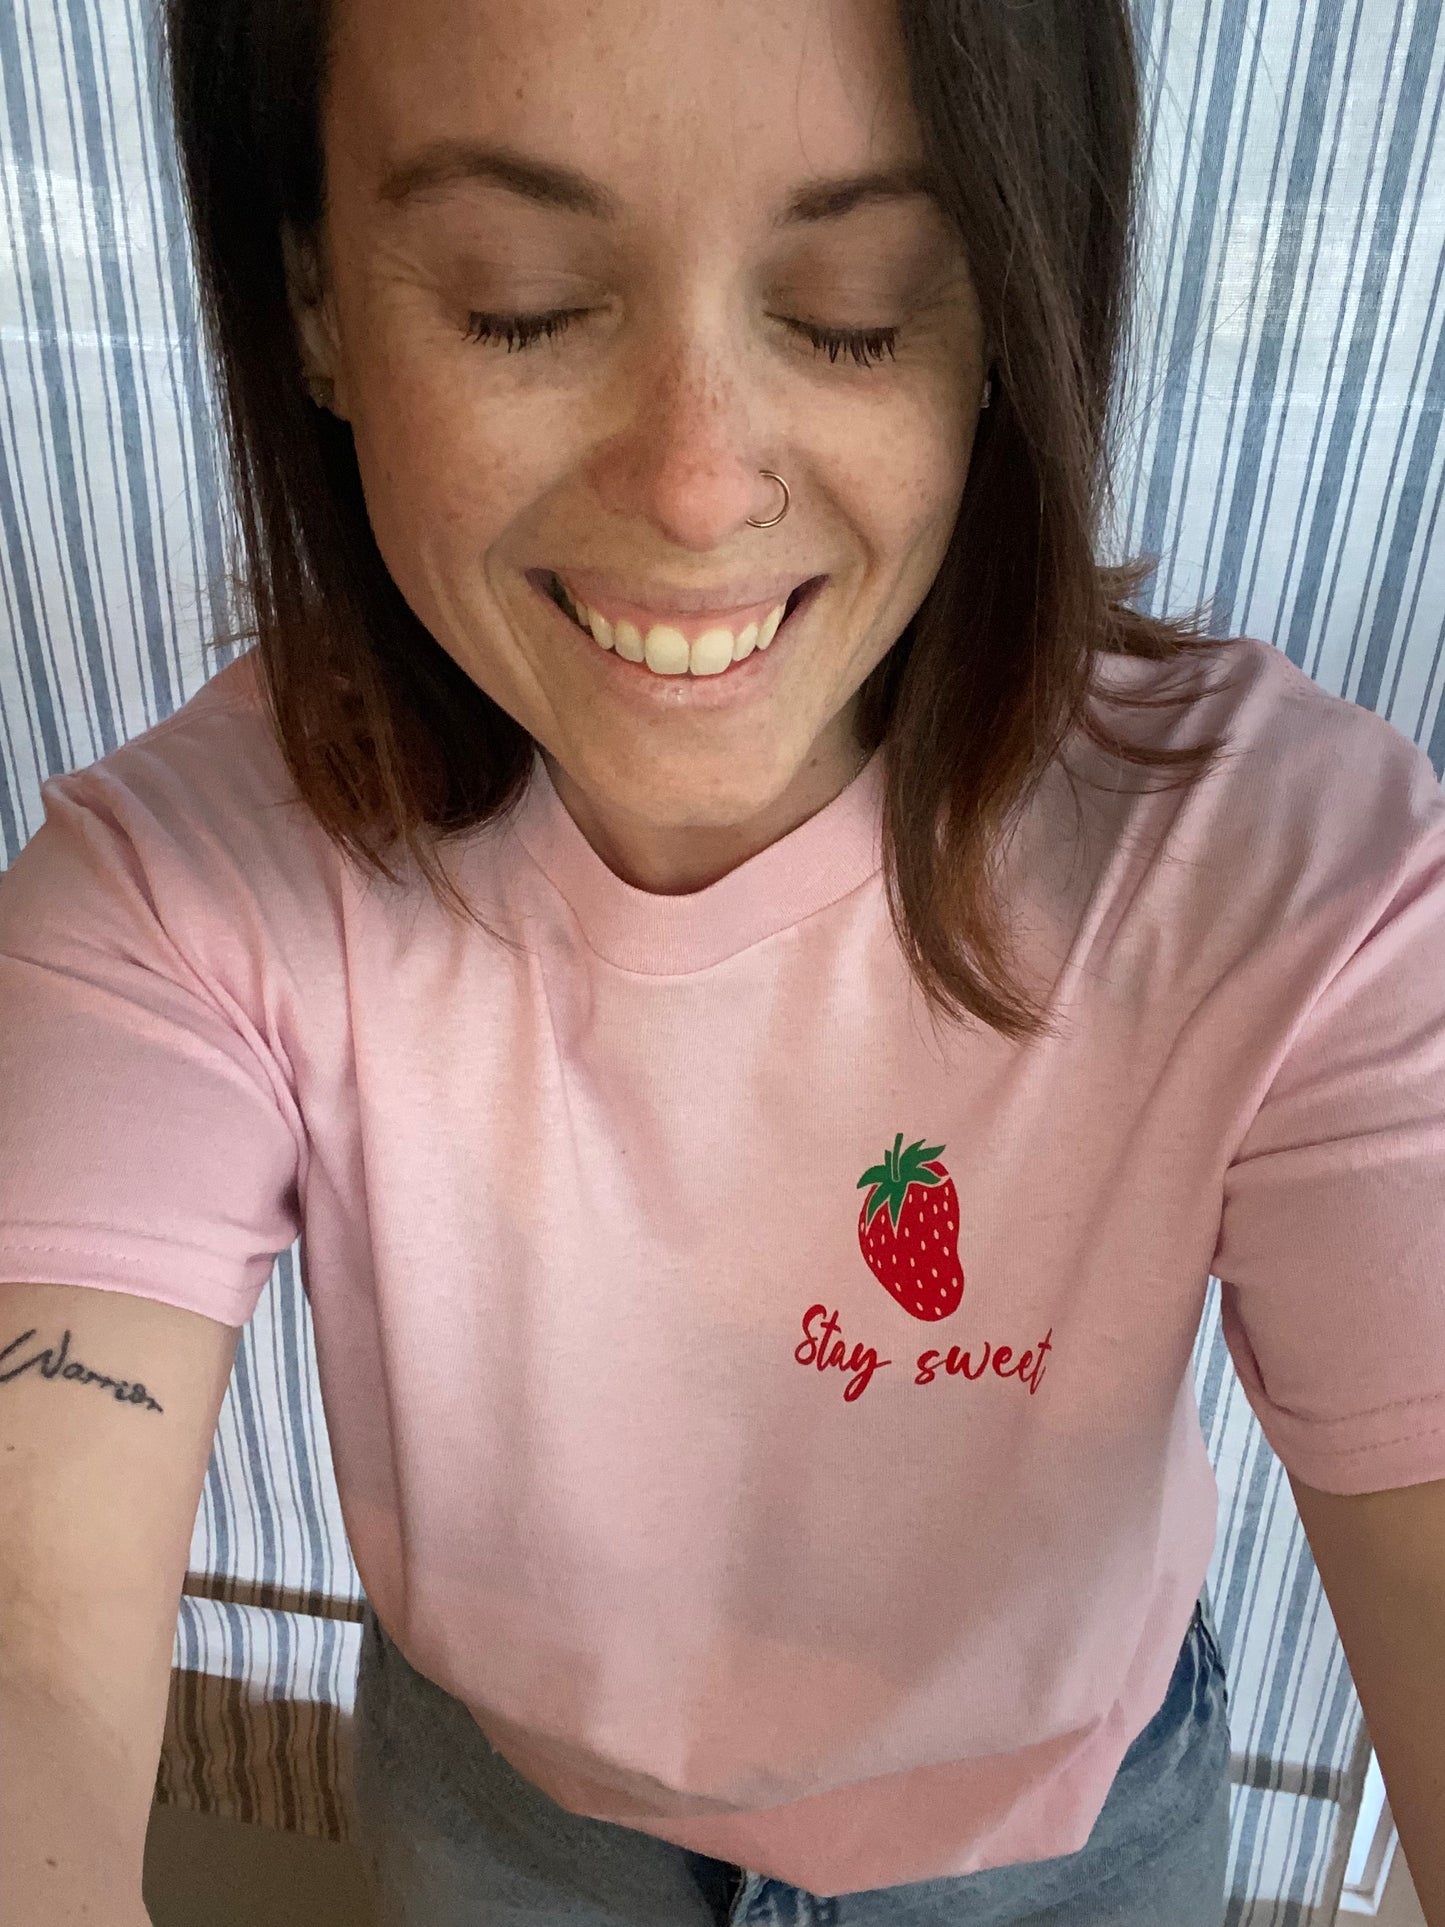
539, 570, 824, 676
540, 571, 817, 627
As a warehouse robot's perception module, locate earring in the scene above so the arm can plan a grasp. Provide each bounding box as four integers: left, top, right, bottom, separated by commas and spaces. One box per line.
981, 372, 994, 410
304, 371, 337, 412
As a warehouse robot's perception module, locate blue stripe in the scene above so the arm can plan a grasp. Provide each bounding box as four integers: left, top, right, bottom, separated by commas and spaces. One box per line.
1122, 0, 1221, 566
1137, 0, 1254, 611
0, 0, 111, 744
1321, 9, 1445, 703
120, 0, 221, 656
1283, 0, 1444, 669
1262, 0, 1390, 680
1207, 0, 1348, 638
134, 0, 236, 655
1348, 62, 1445, 709
37, 0, 137, 713
0, 413, 55, 837
1410, 448, 1445, 751
231, 1330, 288, 1622
60, 0, 175, 706
1357, 147, 1445, 713
1241, 0, 1370, 639
1157, 2, 1288, 619
275, 1248, 339, 1599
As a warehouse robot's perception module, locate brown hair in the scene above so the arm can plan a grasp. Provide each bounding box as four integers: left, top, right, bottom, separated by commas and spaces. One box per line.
164, 0, 1238, 1042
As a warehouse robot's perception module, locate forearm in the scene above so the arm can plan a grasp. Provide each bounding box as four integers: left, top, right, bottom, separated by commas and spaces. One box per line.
0, 1664, 157, 1925
1331, 1574, 1445, 1924
1289, 1475, 1445, 1926
1375, 1735, 1445, 1927
1326, 1571, 1445, 1924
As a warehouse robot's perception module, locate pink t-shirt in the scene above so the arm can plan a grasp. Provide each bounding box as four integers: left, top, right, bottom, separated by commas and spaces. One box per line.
3, 636, 1445, 1895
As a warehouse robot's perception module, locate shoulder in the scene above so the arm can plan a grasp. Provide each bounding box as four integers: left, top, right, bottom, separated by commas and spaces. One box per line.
1092, 634, 1441, 837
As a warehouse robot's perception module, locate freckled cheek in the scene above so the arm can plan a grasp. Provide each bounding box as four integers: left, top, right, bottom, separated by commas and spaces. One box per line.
838, 427, 962, 569
351, 383, 543, 581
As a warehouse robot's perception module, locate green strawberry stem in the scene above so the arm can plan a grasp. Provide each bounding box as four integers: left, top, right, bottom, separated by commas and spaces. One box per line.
857, 1133, 948, 1232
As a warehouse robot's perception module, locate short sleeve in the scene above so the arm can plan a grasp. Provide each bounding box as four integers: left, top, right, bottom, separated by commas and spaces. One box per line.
0, 769, 303, 1327
1212, 762, 1445, 1495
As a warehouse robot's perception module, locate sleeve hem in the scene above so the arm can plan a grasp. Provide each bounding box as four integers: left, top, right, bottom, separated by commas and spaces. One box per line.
0, 1244, 261, 1328
1261, 1401, 1445, 1495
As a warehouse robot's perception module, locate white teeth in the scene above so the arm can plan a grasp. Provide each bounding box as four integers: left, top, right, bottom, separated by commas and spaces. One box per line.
690, 627, 736, 677
642, 625, 691, 676
562, 580, 795, 677
613, 618, 646, 663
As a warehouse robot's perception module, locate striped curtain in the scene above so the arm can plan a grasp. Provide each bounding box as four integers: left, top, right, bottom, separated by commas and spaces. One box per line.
2, 2, 1442, 1918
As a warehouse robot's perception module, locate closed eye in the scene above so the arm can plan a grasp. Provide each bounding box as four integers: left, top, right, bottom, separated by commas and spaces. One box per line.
462, 308, 900, 369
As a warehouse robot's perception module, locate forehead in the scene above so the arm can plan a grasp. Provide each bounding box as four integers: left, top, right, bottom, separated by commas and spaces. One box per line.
326, 0, 921, 208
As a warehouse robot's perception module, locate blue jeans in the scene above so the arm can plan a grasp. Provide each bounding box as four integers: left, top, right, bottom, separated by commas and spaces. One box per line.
352, 1592, 1231, 1925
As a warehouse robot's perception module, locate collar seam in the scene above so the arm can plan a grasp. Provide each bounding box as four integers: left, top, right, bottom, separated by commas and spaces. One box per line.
506, 816, 884, 977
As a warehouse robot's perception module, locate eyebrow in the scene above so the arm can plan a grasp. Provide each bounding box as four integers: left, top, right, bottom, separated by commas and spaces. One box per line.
375, 141, 942, 227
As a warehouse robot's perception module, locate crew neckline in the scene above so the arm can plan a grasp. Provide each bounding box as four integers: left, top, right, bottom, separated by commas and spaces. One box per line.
507, 744, 886, 975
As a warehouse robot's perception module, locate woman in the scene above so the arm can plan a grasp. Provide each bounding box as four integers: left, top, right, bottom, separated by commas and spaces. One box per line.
9, 0, 1445, 1919
162, 2, 1244, 1920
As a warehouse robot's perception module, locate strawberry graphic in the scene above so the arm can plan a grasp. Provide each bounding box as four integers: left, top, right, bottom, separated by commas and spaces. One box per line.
857, 1133, 965, 1321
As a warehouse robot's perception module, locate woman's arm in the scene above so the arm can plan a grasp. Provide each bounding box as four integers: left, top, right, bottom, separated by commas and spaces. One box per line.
1290, 1470, 1445, 1926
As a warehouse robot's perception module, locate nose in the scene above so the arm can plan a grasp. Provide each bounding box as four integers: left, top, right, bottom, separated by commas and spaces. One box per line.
583, 330, 777, 551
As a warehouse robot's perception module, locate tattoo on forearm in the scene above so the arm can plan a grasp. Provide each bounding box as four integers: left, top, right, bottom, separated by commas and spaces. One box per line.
0, 1327, 165, 1413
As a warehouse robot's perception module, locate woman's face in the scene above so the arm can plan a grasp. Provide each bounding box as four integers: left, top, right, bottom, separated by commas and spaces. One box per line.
297, 0, 988, 891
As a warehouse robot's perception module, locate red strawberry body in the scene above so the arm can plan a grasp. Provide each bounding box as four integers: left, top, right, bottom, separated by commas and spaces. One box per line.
857, 1134, 965, 1321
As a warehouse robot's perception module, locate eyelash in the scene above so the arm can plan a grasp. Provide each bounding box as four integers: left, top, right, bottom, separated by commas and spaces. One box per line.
462, 307, 900, 369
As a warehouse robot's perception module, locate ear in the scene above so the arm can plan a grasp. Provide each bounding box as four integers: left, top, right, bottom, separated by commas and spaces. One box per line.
282, 223, 350, 420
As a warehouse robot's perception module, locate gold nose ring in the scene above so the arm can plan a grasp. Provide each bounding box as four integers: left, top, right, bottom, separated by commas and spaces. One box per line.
746, 470, 790, 528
